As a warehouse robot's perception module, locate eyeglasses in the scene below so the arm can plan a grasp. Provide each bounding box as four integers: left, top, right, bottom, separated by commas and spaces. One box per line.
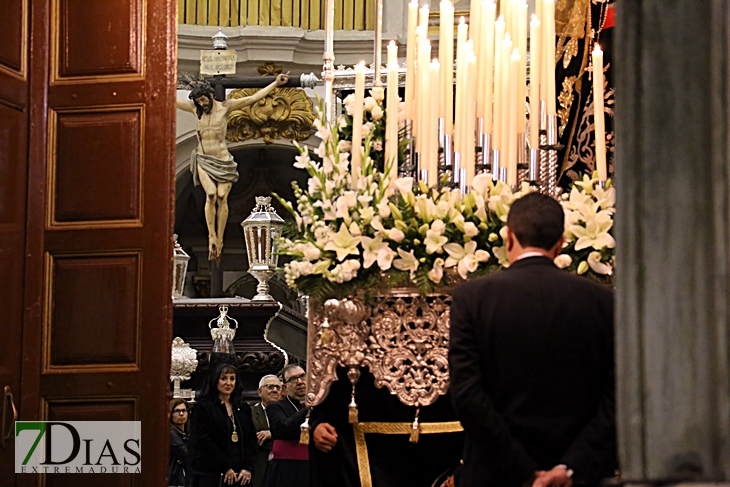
285, 374, 306, 384
173, 409, 188, 414
263, 384, 281, 391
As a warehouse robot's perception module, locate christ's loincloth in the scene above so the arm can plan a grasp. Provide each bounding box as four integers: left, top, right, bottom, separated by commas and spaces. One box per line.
190, 150, 239, 186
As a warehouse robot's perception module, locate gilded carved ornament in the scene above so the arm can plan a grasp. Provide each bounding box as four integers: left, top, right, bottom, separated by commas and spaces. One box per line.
227, 64, 315, 144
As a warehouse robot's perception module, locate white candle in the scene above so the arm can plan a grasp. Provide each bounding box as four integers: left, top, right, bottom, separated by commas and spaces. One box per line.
592, 44, 607, 181
439, 1, 454, 135
465, 52, 477, 187
517, 1, 528, 132
508, 48, 520, 186
429, 59, 441, 186
544, 0, 556, 115
529, 15, 541, 150
493, 16, 505, 152
385, 44, 400, 182
405, 0, 418, 121
470, 0, 482, 102
418, 39, 432, 161
352, 61, 366, 188
501, 33, 513, 163
455, 17, 468, 159
478, 0, 496, 127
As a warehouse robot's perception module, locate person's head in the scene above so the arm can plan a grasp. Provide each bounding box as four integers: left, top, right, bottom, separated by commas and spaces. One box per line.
280, 364, 306, 402
199, 363, 243, 404
189, 83, 215, 118
505, 192, 565, 263
258, 374, 283, 407
169, 398, 189, 429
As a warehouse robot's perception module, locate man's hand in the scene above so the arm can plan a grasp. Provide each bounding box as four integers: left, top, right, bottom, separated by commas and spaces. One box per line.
224, 468, 237, 485
532, 465, 574, 487
276, 72, 290, 86
312, 423, 338, 452
256, 430, 271, 445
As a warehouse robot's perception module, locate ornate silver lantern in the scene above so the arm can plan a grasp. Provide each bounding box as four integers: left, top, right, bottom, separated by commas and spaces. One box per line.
241, 196, 285, 301
210, 305, 238, 355
170, 337, 198, 400
172, 234, 190, 299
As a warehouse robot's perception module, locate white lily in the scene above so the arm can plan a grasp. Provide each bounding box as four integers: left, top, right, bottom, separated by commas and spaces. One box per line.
569, 214, 615, 251
388, 227, 405, 242
428, 258, 445, 284
592, 186, 616, 212
324, 223, 361, 261
425, 228, 448, 254
444, 241, 490, 279
360, 236, 389, 268
294, 153, 310, 169
414, 195, 436, 222
313, 117, 331, 142
377, 199, 391, 218
393, 248, 420, 277
463, 222, 479, 239
471, 173, 493, 197
587, 251, 612, 275
492, 245, 509, 268
394, 177, 414, 197
377, 246, 397, 270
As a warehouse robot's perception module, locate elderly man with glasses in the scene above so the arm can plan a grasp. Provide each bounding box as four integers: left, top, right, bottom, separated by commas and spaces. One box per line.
251, 375, 282, 487
265, 364, 309, 487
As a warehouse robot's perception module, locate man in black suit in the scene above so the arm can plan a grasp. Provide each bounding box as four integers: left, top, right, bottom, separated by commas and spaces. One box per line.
251, 374, 282, 487
265, 364, 310, 487
449, 192, 616, 487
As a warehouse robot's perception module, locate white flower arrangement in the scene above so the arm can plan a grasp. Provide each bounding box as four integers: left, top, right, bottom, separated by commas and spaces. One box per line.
275, 103, 615, 301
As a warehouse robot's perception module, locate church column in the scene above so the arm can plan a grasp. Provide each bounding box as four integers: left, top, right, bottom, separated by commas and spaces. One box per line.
615, 0, 730, 481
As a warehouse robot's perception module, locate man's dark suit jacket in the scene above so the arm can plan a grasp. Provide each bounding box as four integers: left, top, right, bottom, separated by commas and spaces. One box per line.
250, 402, 273, 487
265, 397, 309, 486
449, 256, 616, 487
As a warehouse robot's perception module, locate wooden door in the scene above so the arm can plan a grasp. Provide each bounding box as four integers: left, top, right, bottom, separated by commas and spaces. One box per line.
0, 1, 29, 484
0, 0, 177, 485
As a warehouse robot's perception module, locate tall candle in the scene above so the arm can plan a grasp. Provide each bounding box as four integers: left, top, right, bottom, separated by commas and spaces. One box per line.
455, 17, 468, 158
465, 52, 477, 187
419, 5, 429, 31
544, 0, 556, 115
428, 59, 441, 186
405, 0, 418, 121
439, 1, 455, 135
500, 33, 513, 162
493, 16, 505, 152
478, 0, 496, 126
386, 41, 400, 181
352, 61, 366, 188
418, 39, 432, 161
470, 0, 482, 99
517, 1, 528, 132
529, 15, 541, 150
592, 44, 607, 181
508, 48, 520, 186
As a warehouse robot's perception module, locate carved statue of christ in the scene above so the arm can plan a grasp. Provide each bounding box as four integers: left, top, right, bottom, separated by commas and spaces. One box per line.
176, 73, 289, 261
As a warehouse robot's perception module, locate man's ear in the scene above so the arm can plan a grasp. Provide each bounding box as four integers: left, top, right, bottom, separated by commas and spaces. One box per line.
506, 227, 515, 252
549, 235, 566, 259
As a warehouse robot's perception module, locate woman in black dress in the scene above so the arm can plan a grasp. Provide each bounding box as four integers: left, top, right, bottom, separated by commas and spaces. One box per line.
169, 398, 191, 486
190, 363, 257, 486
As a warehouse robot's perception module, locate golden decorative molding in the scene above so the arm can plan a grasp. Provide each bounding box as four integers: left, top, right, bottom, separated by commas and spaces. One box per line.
226, 66, 315, 145
354, 421, 464, 487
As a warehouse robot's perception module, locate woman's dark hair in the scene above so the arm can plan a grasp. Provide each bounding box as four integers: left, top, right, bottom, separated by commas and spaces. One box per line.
169, 398, 188, 429
197, 363, 244, 405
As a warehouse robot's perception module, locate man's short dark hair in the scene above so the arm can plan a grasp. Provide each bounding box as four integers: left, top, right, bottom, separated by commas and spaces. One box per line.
506, 192, 565, 251
280, 364, 304, 381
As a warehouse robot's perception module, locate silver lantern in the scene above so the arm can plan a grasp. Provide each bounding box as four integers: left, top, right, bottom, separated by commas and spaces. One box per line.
172, 234, 190, 299
241, 196, 284, 301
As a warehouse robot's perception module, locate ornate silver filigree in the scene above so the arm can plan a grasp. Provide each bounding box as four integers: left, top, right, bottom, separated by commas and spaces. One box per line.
171, 337, 199, 400
305, 289, 452, 408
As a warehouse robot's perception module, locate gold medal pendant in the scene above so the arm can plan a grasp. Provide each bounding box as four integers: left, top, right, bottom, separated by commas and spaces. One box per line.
231, 431, 239, 442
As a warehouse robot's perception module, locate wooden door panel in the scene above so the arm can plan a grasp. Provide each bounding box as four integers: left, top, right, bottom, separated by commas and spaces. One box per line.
50, 107, 143, 226
0, 23, 27, 481
53, 0, 144, 81
45, 252, 141, 370
18, 0, 177, 485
